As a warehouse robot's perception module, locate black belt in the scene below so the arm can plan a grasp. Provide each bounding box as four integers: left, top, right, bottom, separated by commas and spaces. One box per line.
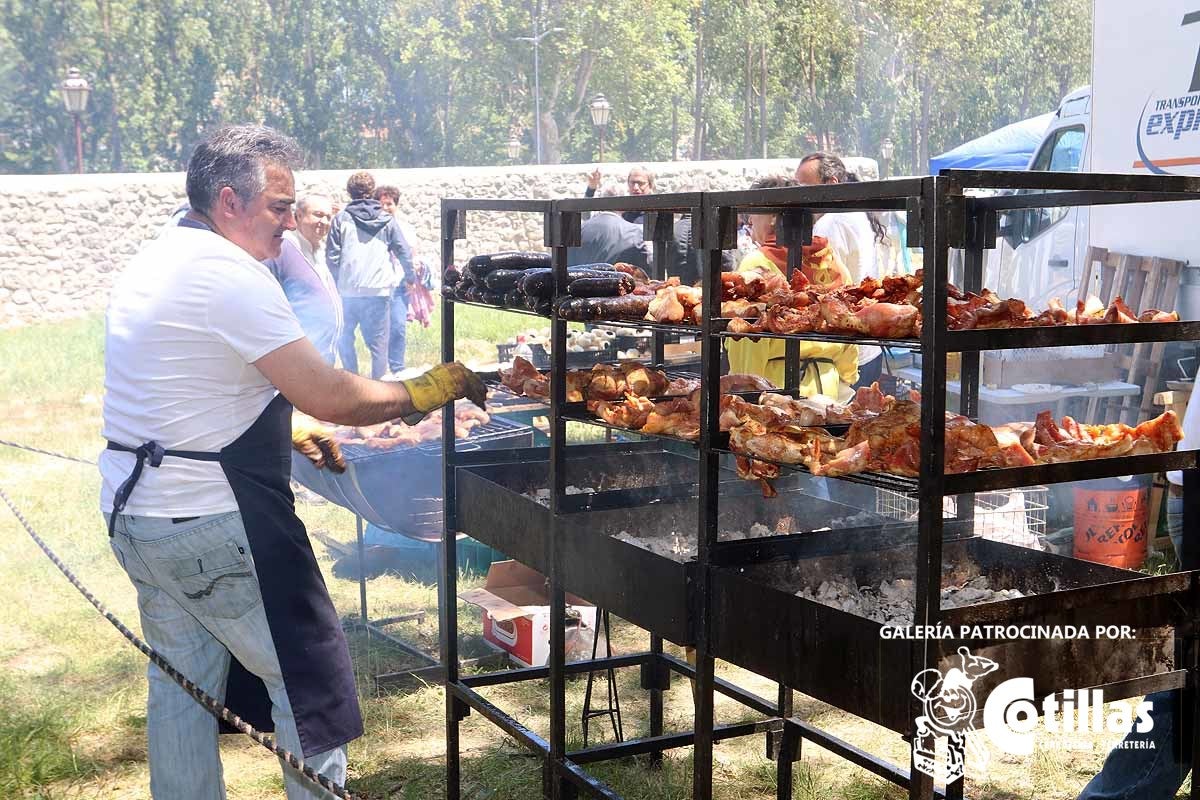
797, 357, 837, 399
105, 441, 221, 537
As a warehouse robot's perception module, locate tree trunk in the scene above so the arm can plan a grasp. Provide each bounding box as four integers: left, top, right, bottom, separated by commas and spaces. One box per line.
759, 42, 767, 158
919, 73, 931, 171
542, 110, 561, 164
743, 41, 752, 159
98, 0, 121, 171
692, 0, 705, 159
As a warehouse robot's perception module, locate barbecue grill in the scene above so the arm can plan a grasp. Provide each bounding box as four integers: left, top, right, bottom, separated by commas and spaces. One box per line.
291, 412, 532, 687
438, 175, 1200, 800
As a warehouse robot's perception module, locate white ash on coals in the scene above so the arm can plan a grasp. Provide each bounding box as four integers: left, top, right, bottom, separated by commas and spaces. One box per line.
612, 511, 894, 562
796, 576, 1025, 625
613, 523, 779, 562
526, 486, 597, 506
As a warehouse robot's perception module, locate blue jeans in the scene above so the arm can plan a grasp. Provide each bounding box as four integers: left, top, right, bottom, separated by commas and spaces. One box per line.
1077, 690, 1188, 799
338, 296, 390, 379
1169, 494, 1184, 564
387, 286, 408, 373
108, 512, 347, 799
1078, 495, 1189, 799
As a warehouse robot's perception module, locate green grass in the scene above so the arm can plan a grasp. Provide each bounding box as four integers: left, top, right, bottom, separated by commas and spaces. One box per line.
0, 313, 1171, 799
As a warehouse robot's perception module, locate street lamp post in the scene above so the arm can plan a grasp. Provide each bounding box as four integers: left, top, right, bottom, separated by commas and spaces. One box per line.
589, 94, 611, 162
59, 68, 91, 174
880, 136, 895, 180
507, 135, 522, 162
515, 19, 563, 165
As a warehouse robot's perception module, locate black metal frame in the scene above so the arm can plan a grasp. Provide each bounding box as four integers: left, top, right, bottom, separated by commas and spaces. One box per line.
440, 172, 1200, 800
441, 196, 780, 800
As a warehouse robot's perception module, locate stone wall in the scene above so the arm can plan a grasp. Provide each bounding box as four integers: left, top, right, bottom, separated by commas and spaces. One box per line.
0, 157, 877, 328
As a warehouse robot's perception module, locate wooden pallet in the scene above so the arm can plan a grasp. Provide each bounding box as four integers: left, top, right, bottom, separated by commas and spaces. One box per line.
1080, 246, 1185, 424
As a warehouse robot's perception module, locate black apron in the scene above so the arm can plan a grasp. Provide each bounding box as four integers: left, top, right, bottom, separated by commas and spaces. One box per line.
108, 393, 363, 756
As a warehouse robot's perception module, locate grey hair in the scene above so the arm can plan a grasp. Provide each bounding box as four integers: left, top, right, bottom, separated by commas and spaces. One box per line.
186, 124, 302, 213
626, 165, 656, 189
295, 194, 331, 216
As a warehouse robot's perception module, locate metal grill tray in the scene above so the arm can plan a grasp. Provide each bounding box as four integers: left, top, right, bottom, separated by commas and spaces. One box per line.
455, 443, 894, 645
291, 414, 534, 541
711, 531, 1193, 733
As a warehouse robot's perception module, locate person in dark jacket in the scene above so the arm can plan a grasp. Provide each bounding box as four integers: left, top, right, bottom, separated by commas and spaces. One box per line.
326, 171, 414, 378
583, 166, 655, 224
568, 185, 651, 268
670, 212, 735, 285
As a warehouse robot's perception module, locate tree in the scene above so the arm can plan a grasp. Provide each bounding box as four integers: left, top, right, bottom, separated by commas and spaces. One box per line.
0, 0, 1092, 174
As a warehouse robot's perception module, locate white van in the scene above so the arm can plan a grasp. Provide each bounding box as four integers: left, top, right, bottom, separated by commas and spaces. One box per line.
1002, 1, 1200, 323
990, 86, 1092, 308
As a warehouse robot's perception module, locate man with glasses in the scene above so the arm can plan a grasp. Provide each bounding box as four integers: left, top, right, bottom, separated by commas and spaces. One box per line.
583, 165, 656, 224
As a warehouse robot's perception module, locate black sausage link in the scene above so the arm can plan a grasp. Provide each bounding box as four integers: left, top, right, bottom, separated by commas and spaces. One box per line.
520, 267, 624, 299
556, 294, 651, 321
483, 269, 530, 292
503, 288, 525, 308
567, 274, 634, 297
467, 251, 552, 273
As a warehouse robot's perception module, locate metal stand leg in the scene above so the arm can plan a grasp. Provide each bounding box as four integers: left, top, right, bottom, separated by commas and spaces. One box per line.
775, 685, 797, 799
581, 610, 624, 747
946, 739, 965, 800
649, 634, 664, 768
356, 514, 368, 625
692, 651, 716, 800
909, 736, 934, 800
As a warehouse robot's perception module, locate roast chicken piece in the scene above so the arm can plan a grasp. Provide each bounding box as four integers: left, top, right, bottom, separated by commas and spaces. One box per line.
734, 456, 781, 498
640, 398, 701, 440
589, 394, 655, 429
819, 296, 921, 338
722, 265, 789, 301
1031, 409, 1183, 463
761, 302, 822, 334
500, 356, 542, 392
647, 285, 687, 323
566, 371, 591, 403
721, 373, 777, 393
624, 364, 670, 397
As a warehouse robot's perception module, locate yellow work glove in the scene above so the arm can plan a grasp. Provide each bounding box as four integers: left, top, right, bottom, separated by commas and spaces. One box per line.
291, 419, 346, 472
399, 362, 487, 425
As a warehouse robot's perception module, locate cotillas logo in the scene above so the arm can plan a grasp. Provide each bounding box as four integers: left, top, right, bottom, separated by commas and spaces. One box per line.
911, 647, 998, 781
1135, 10, 1200, 173
911, 647, 1155, 782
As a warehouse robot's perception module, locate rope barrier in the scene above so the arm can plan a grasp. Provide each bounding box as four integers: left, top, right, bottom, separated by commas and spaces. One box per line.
0, 443, 361, 799
0, 438, 97, 465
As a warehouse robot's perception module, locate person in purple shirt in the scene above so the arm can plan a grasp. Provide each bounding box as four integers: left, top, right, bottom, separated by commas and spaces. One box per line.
264, 194, 343, 364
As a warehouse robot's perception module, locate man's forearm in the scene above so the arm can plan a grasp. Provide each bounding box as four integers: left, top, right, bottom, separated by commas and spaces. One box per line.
314, 370, 416, 426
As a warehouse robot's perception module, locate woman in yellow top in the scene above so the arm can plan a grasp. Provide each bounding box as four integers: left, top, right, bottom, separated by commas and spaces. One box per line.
725, 176, 858, 400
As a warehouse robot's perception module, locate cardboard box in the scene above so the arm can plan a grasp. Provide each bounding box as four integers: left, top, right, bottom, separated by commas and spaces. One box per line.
459, 561, 597, 668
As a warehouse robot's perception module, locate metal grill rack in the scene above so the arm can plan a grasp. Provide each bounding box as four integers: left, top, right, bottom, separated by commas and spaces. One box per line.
439, 173, 1200, 800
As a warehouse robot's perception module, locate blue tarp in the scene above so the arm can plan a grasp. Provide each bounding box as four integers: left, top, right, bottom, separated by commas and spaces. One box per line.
929, 113, 1055, 174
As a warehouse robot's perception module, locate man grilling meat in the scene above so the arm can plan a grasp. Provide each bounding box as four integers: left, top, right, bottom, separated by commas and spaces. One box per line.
98, 124, 484, 798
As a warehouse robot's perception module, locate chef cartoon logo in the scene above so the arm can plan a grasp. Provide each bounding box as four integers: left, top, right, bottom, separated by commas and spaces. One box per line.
910, 647, 998, 782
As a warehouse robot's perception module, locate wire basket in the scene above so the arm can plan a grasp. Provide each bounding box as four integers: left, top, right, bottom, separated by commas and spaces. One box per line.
875, 485, 1049, 549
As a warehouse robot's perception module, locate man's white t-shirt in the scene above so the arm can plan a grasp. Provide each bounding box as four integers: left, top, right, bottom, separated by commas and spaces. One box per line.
99, 223, 305, 516
815, 211, 881, 368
